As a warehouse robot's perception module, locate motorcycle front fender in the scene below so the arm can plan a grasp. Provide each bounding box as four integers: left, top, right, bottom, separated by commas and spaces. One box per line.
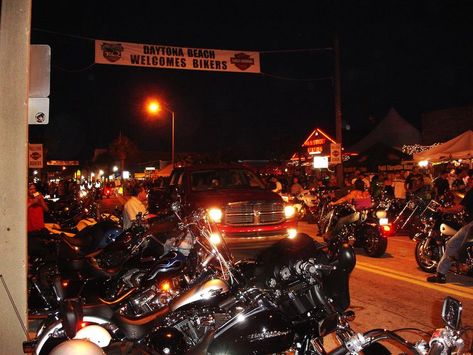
32, 315, 110, 355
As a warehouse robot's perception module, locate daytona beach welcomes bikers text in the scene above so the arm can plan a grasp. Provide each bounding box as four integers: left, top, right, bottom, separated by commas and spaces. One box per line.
130, 45, 228, 70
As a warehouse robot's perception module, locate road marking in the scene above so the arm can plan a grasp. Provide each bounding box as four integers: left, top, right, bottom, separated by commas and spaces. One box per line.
356, 261, 473, 300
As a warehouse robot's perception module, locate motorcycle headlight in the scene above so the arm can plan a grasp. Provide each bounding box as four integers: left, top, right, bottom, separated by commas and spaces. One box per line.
284, 205, 296, 219
209, 232, 221, 245
376, 209, 387, 219
208, 208, 223, 223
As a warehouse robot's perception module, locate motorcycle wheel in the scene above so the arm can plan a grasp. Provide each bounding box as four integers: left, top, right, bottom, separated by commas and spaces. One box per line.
362, 227, 387, 258
415, 238, 441, 273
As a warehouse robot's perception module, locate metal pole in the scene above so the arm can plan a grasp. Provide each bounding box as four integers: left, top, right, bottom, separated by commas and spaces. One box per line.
334, 34, 344, 187
171, 111, 175, 167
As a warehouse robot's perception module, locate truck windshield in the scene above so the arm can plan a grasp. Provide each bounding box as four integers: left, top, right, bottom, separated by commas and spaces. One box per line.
190, 169, 266, 191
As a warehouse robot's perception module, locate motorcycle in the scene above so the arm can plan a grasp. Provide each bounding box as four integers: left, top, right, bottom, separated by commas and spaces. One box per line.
281, 189, 319, 222
26, 233, 362, 354
318, 202, 389, 257
25, 204, 236, 354
414, 200, 472, 275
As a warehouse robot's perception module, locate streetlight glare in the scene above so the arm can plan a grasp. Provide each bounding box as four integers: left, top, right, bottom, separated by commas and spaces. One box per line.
147, 100, 160, 114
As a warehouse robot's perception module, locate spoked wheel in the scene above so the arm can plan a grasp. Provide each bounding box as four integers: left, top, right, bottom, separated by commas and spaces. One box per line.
415, 238, 441, 273
362, 227, 387, 257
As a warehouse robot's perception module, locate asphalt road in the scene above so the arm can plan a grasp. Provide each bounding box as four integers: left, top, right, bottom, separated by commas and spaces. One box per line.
297, 221, 473, 351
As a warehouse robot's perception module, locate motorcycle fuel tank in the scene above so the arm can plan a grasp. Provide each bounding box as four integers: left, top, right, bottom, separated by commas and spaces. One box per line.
209, 304, 294, 354
170, 279, 229, 311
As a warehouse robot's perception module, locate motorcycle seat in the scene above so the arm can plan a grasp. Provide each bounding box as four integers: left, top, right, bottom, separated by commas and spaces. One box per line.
83, 303, 114, 321
61, 221, 118, 256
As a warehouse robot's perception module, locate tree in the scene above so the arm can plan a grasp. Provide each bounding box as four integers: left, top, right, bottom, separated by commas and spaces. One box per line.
109, 133, 138, 172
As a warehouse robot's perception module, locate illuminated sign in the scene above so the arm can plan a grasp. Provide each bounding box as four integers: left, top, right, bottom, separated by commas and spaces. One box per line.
313, 156, 329, 168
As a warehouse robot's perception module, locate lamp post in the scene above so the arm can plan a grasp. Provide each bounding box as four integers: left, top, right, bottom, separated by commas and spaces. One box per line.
147, 100, 175, 167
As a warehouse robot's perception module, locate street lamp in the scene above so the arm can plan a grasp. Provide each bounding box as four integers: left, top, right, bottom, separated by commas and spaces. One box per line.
146, 100, 175, 168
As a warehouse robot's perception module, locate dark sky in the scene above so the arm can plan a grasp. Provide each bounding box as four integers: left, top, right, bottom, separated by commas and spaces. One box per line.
29, 1, 473, 162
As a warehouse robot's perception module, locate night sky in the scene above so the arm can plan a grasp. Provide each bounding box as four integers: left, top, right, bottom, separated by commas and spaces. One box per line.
29, 1, 473, 162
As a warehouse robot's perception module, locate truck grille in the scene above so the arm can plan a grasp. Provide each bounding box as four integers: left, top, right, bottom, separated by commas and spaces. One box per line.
224, 201, 285, 226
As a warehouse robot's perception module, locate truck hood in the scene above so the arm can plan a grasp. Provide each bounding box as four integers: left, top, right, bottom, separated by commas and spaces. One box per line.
190, 189, 282, 208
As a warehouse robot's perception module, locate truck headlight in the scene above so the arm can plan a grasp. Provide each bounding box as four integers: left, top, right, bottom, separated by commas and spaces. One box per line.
208, 208, 223, 223
284, 205, 296, 219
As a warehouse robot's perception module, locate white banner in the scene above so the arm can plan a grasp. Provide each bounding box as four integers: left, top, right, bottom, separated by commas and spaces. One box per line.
330, 143, 342, 164
28, 144, 43, 169
95, 40, 260, 74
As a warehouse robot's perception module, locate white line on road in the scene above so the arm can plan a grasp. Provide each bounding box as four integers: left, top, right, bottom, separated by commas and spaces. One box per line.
356, 261, 473, 300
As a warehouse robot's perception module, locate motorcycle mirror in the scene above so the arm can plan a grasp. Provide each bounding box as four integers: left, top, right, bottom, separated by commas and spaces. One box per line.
60, 298, 83, 339
441, 296, 462, 330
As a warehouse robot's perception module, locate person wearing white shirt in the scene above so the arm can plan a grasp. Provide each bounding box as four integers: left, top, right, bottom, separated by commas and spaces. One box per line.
123, 184, 148, 229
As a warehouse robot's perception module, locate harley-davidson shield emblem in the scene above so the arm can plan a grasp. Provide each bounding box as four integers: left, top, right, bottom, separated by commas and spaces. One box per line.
230, 52, 255, 71
101, 42, 124, 62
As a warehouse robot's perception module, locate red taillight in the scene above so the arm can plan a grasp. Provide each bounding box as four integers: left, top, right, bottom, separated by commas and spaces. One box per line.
381, 224, 393, 236
80, 322, 87, 328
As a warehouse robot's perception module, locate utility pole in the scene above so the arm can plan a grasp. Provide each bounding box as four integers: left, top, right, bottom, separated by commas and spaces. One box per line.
334, 34, 344, 187
0, 0, 32, 353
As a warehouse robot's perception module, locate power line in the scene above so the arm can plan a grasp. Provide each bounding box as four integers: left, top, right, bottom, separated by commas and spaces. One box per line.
260, 72, 333, 82
32, 27, 95, 42
32, 27, 333, 55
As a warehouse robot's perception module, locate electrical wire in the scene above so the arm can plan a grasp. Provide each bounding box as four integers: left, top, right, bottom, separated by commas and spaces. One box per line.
260, 72, 333, 82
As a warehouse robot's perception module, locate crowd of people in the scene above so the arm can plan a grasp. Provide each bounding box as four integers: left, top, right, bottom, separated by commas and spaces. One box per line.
266, 165, 472, 203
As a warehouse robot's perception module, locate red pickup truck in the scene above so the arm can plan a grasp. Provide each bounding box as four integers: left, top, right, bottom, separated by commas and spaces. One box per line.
168, 164, 298, 250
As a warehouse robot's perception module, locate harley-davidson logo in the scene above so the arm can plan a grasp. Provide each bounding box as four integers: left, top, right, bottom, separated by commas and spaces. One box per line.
101, 42, 124, 62
230, 52, 255, 71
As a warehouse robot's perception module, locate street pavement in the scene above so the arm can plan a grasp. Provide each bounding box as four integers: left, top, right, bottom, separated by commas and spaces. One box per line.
297, 220, 473, 351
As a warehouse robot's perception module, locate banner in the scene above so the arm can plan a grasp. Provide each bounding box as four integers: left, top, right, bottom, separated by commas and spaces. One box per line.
330, 143, 342, 165
95, 40, 260, 74
28, 144, 43, 169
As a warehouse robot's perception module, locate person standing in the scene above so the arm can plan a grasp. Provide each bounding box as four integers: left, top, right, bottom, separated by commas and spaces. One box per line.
432, 170, 450, 200
393, 172, 406, 200
123, 184, 148, 229
270, 176, 282, 194
28, 183, 49, 234
427, 174, 473, 284
27, 183, 50, 257
290, 177, 304, 196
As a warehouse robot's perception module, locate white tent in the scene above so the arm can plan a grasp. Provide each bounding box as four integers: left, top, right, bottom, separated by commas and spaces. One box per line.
349, 108, 421, 153
413, 130, 473, 162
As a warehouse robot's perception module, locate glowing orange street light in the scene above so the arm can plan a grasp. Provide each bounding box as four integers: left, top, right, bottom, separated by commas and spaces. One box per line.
145, 99, 175, 167
147, 100, 160, 114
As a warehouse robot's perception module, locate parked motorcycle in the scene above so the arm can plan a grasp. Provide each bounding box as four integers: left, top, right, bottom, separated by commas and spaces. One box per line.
26, 233, 361, 354
25, 203, 236, 354
318, 202, 389, 257
414, 200, 471, 275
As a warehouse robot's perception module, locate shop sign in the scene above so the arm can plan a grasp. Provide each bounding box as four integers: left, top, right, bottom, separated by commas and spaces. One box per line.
28, 144, 43, 168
